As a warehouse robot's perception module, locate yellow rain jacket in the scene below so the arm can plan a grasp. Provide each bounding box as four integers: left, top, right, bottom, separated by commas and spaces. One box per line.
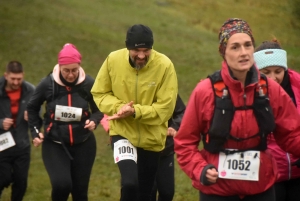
91, 48, 178, 151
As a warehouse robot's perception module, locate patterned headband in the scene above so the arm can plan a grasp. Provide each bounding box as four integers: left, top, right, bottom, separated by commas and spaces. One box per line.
218, 18, 255, 57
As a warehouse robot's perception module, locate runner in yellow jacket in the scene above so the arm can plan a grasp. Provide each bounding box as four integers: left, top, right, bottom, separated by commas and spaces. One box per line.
91, 24, 178, 201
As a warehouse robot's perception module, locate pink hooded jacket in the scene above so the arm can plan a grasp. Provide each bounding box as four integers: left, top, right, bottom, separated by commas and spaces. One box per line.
267, 69, 300, 182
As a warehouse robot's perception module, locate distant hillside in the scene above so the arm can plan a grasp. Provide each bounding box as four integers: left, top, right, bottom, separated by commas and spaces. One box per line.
0, 0, 299, 101
1, 1, 300, 200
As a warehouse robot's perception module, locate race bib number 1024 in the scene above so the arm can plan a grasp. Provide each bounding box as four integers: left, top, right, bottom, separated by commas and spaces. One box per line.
54, 105, 82, 122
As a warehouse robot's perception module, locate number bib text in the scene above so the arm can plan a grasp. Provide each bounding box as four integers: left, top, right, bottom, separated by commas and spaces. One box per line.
54, 105, 82, 122
113, 139, 137, 163
0, 131, 16, 151
218, 150, 260, 181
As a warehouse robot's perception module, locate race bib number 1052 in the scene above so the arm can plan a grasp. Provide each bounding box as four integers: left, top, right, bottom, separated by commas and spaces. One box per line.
218, 150, 260, 181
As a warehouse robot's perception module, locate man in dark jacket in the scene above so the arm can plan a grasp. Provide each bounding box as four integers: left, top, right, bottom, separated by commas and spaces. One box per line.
0, 61, 35, 201
151, 94, 186, 201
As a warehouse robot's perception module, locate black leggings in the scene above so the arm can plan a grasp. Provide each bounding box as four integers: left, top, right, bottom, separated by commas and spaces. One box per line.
151, 154, 174, 201
111, 135, 160, 201
0, 146, 30, 201
199, 186, 275, 201
274, 178, 300, 201
42, 134, 96, 201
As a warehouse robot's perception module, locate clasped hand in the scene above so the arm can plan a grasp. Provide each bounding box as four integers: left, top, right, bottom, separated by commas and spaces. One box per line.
107, 101, 135, 120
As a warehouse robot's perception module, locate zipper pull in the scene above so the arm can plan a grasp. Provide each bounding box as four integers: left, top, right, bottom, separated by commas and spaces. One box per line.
222, 88, 228, 98
258, 86, 264, 96
222, 88, 228, 114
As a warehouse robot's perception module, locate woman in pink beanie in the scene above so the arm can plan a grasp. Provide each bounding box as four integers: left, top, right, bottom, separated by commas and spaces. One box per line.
27, 43, 103, 201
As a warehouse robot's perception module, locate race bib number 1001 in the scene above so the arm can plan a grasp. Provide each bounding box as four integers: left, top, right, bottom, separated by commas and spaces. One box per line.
113, 139, 137, 163
218, 150, 260, 181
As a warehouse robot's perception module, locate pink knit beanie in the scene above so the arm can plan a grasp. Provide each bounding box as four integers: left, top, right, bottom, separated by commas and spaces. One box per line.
58, 43, 82, 65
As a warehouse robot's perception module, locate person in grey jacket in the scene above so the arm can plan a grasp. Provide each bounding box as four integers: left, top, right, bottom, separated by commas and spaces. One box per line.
0, 61, 35, 201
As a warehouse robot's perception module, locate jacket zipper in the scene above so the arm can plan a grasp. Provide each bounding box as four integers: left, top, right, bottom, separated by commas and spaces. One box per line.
243, 92, 247, 131
287, 152, 291, 180
135, 70, 141, 146
66, 86, 73, 145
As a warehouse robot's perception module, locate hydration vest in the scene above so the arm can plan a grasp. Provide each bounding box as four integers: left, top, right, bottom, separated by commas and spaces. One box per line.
202, 71, 276, 154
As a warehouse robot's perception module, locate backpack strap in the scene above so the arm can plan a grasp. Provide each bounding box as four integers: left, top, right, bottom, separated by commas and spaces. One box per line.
251, 73, 275, 151
49, 73, 59, 101
204, 71, 235, 153
257, 74, 268, 96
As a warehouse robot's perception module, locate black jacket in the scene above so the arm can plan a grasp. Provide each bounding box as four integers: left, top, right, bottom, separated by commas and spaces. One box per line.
161, 94, 186, 157
0, 76, 35, 152
27, 72, 103, 145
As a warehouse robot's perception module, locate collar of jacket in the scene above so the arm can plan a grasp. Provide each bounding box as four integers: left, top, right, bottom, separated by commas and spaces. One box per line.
52, 64, 86, 86
221, 61, 260, 92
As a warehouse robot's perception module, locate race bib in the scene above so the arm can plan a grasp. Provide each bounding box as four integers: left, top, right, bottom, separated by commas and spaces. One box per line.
0, 131, 16, 151
218, 150, 260, 181
54, 105, 82, 122
113, 139, 137, 163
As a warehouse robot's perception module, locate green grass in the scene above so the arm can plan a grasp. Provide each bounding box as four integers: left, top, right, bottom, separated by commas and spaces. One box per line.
1, 0, 300, 200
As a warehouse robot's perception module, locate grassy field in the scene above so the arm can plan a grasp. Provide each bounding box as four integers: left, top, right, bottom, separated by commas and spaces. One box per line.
1, 0, 300, 200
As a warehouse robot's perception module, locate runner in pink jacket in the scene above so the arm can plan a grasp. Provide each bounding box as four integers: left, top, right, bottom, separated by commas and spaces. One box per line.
254, 38, 300, 201
174, 18, 300, 201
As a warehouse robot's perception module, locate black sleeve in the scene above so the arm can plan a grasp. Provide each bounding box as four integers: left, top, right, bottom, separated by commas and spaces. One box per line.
27, 77, 49, 139
200, 164, 217, 186
85, 75, 104, 127
168, 94, 186, 130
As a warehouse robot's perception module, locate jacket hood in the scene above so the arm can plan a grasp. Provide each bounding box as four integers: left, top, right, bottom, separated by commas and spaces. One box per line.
288, 69, 300, 113
52, 64, 86, 86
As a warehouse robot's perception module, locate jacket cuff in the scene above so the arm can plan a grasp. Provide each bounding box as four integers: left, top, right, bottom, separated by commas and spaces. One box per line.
133, 106, 140, 119
89, 119, 98, 129
30, 129, 39, 139
200, 164, 217, 186
0, 119, 4, 129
